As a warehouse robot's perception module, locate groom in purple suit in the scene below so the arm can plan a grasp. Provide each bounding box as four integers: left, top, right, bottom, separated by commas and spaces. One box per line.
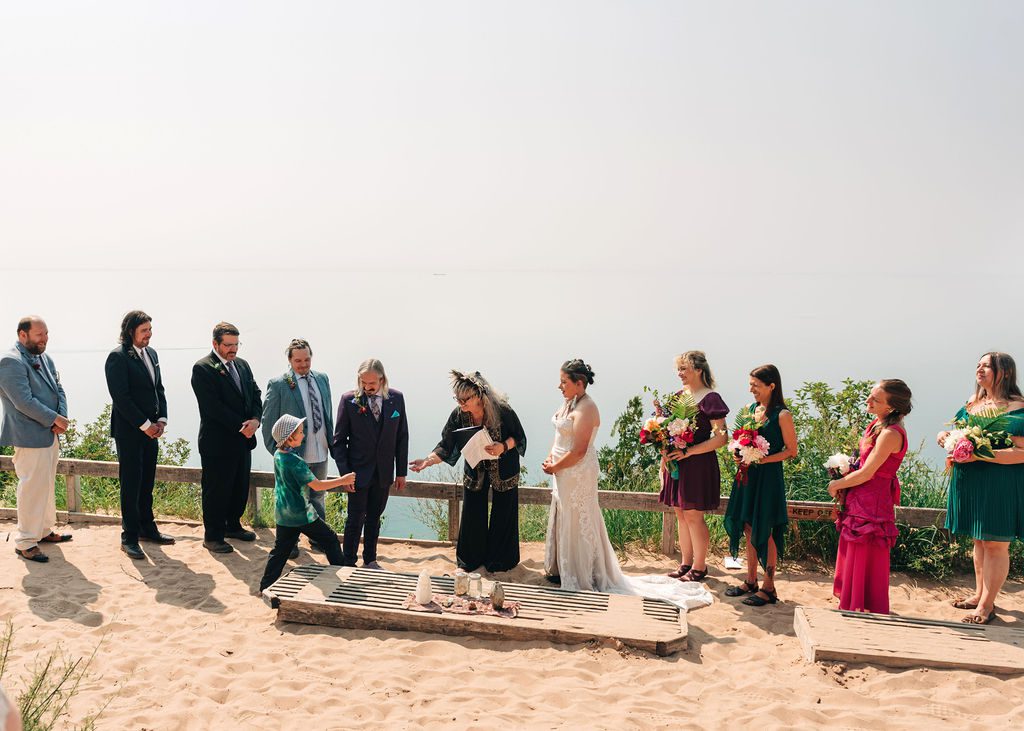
331, 358, 408, 568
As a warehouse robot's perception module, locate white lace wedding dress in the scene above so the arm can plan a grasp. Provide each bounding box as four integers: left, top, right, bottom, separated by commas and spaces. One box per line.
543, 410, 712, 611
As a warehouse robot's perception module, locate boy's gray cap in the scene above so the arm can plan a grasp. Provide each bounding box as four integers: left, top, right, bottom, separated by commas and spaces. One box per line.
272, 414, 305, 447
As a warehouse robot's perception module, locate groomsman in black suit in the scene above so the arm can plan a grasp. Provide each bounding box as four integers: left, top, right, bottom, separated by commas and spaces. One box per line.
190, 322, 262, 553
104, 310, 175, 560
332, 358, 409, 568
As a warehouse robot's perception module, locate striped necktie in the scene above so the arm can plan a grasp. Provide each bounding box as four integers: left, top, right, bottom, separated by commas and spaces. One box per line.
303, 375, 323, 432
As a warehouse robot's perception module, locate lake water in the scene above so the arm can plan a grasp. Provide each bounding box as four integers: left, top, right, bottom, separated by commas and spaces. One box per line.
1, 268, 1004, 540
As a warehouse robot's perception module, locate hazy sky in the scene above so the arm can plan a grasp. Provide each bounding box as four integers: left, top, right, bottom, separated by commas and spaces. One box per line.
1, 2, 1021, 476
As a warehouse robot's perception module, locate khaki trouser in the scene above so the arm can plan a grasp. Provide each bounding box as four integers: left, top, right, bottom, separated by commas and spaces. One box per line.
13, 434, 59, 551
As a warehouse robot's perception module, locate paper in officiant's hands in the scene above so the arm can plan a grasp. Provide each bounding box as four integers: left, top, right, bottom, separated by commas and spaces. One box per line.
460, 428, 497, 469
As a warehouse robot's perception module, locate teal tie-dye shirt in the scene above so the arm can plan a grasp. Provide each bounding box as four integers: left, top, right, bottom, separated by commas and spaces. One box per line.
273, 449, 318, 527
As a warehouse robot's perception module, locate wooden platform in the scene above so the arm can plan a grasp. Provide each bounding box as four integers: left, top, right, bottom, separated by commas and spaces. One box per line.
264, 565, 688, 656
794, 606, 1024, 674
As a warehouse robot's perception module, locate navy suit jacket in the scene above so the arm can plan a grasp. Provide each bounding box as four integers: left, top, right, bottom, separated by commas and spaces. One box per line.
332, 388, 409, 489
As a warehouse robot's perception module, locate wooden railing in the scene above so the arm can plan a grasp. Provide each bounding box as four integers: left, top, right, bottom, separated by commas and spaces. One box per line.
0, 456, 948, 554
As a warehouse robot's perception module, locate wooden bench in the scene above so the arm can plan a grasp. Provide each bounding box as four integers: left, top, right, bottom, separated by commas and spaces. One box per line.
264, 565, 688, 656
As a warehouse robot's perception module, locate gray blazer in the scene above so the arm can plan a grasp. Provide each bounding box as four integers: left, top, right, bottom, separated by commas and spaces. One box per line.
261, 369, 334, 456
0, 343, 68, 448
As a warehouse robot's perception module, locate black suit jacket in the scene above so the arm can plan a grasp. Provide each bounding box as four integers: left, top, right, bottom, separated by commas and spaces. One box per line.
190, 352, 262, 456
332, 389, 409, 490
104, 344, 168, 441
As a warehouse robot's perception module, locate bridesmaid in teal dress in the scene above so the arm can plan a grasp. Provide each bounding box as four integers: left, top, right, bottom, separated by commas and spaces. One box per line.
938, 352, 1024, 625
723, 364, 798, 606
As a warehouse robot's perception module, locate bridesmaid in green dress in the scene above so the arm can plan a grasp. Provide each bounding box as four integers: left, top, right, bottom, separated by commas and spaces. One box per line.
938, 352, 1024, 625
723, 364, 798, 606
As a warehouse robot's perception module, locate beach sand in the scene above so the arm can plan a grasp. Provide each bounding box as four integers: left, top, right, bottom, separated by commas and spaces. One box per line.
1, 520, 1022, 729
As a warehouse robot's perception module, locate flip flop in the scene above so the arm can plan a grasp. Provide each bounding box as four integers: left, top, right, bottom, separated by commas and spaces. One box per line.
951, 598, 979, 610
41, 532, 72, 543
961, 611, 995, 625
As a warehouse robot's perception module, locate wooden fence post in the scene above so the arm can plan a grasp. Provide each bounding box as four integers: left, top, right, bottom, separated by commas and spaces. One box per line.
248, 485, 260, 524
66, 474, 82, 514
447, 496, 460, 543
660, 511, 676, 557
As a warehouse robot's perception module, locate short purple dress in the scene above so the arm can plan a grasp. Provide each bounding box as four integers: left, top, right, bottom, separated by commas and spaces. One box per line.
658, 392, 729, 511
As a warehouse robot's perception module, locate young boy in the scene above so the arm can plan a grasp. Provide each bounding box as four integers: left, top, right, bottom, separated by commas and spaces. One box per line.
258, 414, 356, 593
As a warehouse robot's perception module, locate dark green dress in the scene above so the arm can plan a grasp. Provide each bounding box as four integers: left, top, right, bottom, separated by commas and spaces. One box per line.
945, 407, 1024, 541
724, 404, 789, 570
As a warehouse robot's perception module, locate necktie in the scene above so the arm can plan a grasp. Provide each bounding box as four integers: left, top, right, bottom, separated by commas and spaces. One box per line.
140, 348, 156, 383
227, 360, 242, 391
304, 375, 323, 432
370, 395, 381, 421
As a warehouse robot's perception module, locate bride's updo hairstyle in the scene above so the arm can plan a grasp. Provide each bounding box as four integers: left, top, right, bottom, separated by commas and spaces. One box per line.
561, 359, 595, 387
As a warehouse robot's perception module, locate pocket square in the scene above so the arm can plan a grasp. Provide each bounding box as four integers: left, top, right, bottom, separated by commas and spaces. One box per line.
390, 410, 400, 419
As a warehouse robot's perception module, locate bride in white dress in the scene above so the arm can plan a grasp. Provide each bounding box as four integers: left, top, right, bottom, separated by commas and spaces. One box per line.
542, 360, 712, 609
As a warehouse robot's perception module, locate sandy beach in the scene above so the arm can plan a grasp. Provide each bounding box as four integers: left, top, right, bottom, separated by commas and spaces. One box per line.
1, 519, 1022, 730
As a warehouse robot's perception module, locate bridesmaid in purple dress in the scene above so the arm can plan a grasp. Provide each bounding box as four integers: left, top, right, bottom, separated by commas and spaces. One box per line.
660, 351, 729, 582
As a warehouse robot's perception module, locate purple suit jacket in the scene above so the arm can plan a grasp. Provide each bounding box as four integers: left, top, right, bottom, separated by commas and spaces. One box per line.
331, 388, 409, 490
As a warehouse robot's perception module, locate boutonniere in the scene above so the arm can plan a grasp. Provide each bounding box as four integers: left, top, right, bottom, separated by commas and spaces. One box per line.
285, 373, 297, 390
352, 395, 369, 415
31, 360, 41, 372
212, 361, 227, 377
128, 349, 138, 360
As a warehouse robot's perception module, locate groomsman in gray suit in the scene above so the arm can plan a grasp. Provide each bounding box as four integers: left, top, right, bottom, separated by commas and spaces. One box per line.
261, 338, 334, 552
0, 316, 71, 563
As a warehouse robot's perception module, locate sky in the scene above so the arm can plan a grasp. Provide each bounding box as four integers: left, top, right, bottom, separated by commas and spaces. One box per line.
1, 1, 1021, 488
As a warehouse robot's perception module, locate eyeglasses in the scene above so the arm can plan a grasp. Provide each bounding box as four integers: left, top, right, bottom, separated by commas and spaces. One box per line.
454, 395, 475, 405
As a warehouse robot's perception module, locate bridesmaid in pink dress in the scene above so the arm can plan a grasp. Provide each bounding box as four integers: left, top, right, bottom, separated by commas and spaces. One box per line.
827, 379, 912, 614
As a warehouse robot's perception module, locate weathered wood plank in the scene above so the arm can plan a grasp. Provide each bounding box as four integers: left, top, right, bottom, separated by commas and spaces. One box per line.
794, 606, 1024, 674
265, 566, 687, 656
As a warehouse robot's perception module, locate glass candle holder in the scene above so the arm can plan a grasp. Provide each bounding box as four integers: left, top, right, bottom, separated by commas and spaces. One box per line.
468, 572, 482, 597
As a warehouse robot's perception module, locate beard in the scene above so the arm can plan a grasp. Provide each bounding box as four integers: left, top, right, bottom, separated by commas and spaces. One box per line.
23, 340, 45, 355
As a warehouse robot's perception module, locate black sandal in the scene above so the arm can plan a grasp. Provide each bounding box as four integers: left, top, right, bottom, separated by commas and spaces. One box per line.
725, 580, 758, 597
667, 563, 692, 579
680, 567, 708, 582
742, 588, 778, 606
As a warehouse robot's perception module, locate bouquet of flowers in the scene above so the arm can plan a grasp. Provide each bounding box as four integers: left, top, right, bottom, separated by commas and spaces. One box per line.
729, 406, 770, 485
639, 387, 698, 479
823, 451, 859, 480
943, 408, 1014, 467
823, 450, 860, 515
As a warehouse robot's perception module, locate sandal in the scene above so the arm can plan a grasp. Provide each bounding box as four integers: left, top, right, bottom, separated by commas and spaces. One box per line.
725, 580, 758, 597
742, 588, 778, 606
680, 567, 708, 583
667, 563, 692, 579
961, 610, 995, 625
41, 531, 72, 543
15, 547, 49, 563
951, 597, 979, 610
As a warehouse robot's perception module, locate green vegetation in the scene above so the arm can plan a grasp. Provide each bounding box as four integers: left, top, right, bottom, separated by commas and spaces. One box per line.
0, 621, 113, 731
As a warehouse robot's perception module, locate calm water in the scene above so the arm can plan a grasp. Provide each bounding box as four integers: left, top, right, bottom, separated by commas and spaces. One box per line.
2, 269, 1001, 539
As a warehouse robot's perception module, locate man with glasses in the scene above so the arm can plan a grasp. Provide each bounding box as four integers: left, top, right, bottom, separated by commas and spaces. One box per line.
261, 338, 334, 555
190, 322, 262, 553
331, 358, 409, 568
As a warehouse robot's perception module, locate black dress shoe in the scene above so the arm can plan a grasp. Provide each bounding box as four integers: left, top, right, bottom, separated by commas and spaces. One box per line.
289, 545, 300, 559
139, 531, 176, 545
203, 540, 234, 554
121, 542, 146, 560
224, 529, 256, 542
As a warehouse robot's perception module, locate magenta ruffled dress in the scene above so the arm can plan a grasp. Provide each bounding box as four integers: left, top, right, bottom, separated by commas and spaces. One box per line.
832, 420, 907, 614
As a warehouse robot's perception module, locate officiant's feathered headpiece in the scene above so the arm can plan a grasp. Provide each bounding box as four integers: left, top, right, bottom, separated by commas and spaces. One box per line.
450, 370, 508, 429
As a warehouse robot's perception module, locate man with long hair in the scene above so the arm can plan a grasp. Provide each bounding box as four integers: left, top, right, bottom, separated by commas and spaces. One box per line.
103, 310, 175, 560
